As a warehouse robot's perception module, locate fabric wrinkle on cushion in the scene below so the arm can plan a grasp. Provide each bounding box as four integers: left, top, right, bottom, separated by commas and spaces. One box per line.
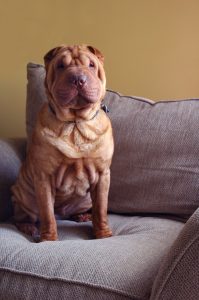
0, 214, 184, 300
26, 63, 199, 218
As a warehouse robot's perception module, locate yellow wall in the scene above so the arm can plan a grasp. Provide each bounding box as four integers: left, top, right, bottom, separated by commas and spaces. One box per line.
1, 0, 199, 137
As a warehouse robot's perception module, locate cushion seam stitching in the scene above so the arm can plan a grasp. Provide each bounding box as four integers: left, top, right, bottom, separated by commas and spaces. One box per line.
106, 89, 199, 104
0, 267, 145, 300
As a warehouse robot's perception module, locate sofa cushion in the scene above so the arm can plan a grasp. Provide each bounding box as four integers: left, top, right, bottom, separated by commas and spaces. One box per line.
26, 63, 199, 218
0, 138, 26, 221
106, 92, 199, 218
0, 214, 183, 300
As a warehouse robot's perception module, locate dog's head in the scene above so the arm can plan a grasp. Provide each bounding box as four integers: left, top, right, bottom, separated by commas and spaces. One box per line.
44, 45, 106, 121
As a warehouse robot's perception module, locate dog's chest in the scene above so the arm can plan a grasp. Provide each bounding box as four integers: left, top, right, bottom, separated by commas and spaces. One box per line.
60, 121, 101, 153
55, 158, 98, 199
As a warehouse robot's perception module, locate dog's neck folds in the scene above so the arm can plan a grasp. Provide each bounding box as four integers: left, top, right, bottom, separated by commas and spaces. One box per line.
48, 102, 100, 123
41, 104, 109, 159
48, 102, 109, 124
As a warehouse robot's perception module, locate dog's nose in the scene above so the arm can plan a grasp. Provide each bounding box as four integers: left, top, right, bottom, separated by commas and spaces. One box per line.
69, 74, 87, 88
78, 74, 87, 87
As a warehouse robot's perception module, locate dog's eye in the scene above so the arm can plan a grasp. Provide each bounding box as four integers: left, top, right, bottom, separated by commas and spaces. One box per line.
57, 63, 65, 70
89, 61, 95, 68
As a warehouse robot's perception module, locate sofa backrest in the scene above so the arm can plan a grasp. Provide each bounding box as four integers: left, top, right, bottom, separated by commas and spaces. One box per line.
27, 63, 199, 219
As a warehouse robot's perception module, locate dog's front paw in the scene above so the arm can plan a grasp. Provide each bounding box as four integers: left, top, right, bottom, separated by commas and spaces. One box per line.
94, 228, 112, 239
40, 232, 58, 242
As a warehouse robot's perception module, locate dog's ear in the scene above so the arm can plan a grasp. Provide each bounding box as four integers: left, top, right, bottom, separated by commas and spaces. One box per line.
87, 46, 104, 64
44, 46, 63, 67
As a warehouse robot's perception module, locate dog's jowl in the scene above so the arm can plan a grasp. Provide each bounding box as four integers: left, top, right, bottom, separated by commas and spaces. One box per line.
12, 45, 114, 242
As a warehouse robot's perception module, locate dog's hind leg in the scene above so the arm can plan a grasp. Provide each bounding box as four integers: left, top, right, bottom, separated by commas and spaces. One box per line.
13, 203, 40, 241
15, 222, 40, 240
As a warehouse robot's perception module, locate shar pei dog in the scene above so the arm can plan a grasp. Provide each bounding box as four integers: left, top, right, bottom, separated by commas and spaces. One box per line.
12, 44, 114, 242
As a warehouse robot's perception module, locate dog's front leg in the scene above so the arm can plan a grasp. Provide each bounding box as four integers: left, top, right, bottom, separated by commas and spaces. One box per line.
34, 174, 58, 242
91, 169, 112, 239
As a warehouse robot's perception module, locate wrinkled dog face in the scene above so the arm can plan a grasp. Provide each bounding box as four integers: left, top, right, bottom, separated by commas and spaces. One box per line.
44, 45, 106, 119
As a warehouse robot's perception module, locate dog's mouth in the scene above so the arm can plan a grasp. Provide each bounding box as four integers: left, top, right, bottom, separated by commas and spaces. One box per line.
54, 87, 100, 110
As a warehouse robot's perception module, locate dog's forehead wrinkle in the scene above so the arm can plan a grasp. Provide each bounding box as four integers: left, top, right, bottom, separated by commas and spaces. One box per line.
79, 54, 90, 65
62, 53, 91, 67
62, 52, 72, 66
71, 45, 80, 58
53, 47, 98, 68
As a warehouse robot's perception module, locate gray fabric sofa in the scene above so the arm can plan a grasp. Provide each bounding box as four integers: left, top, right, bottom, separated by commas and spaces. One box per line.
0, 63, 199, 299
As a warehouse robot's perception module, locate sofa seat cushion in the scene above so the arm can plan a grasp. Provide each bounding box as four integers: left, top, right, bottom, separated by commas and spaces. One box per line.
0, 214, 183, 300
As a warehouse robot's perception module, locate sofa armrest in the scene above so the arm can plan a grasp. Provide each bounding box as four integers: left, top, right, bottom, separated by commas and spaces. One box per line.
150, 207, 199, 299
0, 138, 27, 221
